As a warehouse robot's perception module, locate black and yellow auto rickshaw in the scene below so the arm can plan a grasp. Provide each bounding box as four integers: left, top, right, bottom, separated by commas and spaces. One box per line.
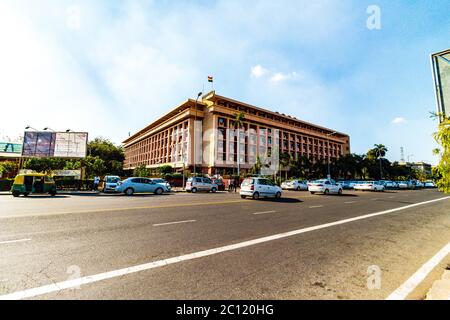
11, 174, 57, 197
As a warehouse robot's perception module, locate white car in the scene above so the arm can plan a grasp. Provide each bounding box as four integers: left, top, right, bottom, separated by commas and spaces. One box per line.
102, 175, 121, 193
150, 178, 171, 192
415, 181, 424, 188
424, 181, 436, 188
354, 181, 385, 192
240, 177, 282, 200
308, 179, 343, 195
383, 181, 398, 189
398, 181, 413, 189
185, 177, 218, 193
281, 180, 308, 191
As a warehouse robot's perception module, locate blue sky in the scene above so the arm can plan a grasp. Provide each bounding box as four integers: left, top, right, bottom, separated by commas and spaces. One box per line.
0, 0, 448, 164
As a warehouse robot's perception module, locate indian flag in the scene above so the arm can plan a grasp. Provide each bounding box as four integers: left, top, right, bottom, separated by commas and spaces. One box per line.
208, 76, 213, 83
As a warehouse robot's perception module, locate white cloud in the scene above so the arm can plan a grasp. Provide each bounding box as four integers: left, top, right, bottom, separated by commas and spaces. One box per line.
392, 117, 407, 124
250, 65, 268, 78
250, 65, 298, 83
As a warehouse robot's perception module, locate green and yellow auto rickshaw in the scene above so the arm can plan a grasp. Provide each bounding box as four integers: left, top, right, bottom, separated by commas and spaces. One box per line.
11, 174, 57, 197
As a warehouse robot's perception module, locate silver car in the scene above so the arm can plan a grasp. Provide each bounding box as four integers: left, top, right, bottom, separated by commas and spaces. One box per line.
185, 177, 218, 193
240, 177, 282, 200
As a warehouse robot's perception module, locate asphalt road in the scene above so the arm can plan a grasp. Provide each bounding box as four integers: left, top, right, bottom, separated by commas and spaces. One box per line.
0, 188, 449, 300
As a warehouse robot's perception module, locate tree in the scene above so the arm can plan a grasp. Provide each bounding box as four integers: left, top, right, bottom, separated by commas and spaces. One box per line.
232, 112, 245, 177
157, 165, 173, 175
279, 152, 292, 181
432, 113, 450, 192
88, 138, 125, 176
0, 161, 18, 177
372, 144, 388, 179
133, 164, 150, 178
23, 157, 66, 174
82, 156, 107, 178
249, 156, 263, 175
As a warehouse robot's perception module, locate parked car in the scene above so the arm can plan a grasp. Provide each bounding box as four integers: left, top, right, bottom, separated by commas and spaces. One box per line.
382, 180, 398, 189
240, 177, 282, 200
308, 179, 343, 195
424, 180, 436, 188
115, 177, 169, 196
353, 181, 385, 192
102, 175, 121, 193
397, 181, 414, 189
150, 178, 171, 192
185, 177, 218, 193
340, 180, 355, 190
414, 181, 424, 188
281, 179, 308, 191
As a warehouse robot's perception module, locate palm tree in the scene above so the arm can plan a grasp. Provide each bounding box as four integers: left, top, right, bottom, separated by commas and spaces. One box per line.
279, 152, 292, 181
232, 112, 245, 177
373, 144, 388, 179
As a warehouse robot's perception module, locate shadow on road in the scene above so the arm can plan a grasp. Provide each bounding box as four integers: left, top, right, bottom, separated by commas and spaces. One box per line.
60, 193, 177, 198
14, 195, 70, 199
259, 197, 303, 203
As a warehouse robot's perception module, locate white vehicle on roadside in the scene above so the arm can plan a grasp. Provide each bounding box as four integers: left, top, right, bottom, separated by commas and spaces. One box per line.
308, 179, 343, 195
240, 177, 282, 200
383, 181, 398, 189
102, 175, 121, 193
424, 180, 436, 188
398, 180, 414, 189
150, 178, 171, 192
185, 177, 218, 193
353, 181, 385, 192
281, 180, 308, 191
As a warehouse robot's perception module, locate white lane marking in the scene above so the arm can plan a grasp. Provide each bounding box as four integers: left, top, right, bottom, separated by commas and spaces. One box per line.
252, 211, 276, 215
153, 220, 196, 227
371, 198, 379, 201
388, 196, 396, 199
386, 242, 450, 300
1, 196, 448, 300
344, 201, 357, 204
309, 205, 323, 209
0, 238, 31, 245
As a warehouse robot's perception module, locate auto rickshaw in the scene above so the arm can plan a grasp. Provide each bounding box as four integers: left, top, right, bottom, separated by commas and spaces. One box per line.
11, 173, 57, 197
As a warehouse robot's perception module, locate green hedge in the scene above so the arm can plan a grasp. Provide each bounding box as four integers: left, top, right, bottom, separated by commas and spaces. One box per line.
0, 179, 14, 191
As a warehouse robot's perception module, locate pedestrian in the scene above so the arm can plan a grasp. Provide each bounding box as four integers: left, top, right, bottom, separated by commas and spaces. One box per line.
93, 176, 100, 191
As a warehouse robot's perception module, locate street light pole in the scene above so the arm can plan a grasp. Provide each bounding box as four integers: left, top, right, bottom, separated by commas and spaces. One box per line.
326, 132, 337, 179
193, 92, 202, 176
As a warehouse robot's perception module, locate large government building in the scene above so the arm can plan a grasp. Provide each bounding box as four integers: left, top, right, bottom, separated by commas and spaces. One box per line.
123, 92, 350, 175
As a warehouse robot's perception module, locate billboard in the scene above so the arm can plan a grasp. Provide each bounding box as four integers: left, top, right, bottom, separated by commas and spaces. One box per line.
22, 132, 87, 158
0, 142, 22, 154
431, 49, 450, 120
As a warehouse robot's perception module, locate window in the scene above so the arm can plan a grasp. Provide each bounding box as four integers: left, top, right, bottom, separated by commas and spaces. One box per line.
218, 117, 227, 127
258, 179, 267, 185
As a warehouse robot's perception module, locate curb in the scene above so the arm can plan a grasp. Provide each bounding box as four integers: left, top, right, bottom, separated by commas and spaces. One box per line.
426, 270, 450, 300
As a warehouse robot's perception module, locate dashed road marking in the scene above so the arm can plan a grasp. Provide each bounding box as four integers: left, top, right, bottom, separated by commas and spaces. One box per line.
0, 238, 31, 245
252, 211, 276, 215
309, 205, 324, 209
153, 220, 196, 227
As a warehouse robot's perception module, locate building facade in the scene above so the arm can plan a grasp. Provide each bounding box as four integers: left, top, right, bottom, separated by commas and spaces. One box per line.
123, 92, 351, 175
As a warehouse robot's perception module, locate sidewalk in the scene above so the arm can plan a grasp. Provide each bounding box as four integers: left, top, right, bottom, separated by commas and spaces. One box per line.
426, 269, 450, 300
0, 189, 187, 196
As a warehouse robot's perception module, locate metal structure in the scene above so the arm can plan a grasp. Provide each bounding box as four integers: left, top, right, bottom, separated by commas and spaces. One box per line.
431, 49, 450, 121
